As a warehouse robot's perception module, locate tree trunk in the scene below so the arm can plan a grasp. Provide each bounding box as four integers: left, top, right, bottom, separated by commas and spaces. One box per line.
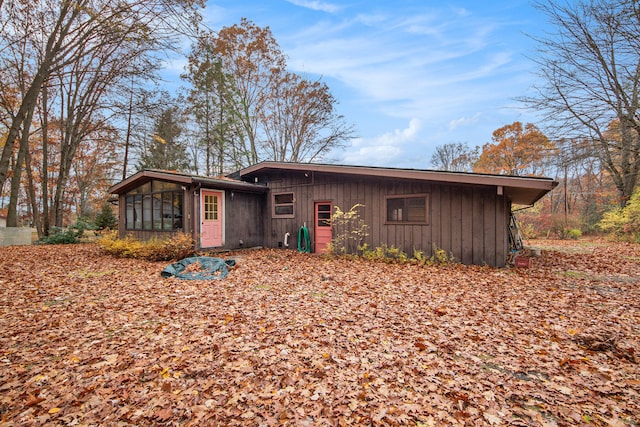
41, 85, 50, 236
24, 136, 43, 237
6, 112, 30, 227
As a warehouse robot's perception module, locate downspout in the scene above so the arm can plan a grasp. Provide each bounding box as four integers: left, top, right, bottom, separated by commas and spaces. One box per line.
192, 183, 201, 248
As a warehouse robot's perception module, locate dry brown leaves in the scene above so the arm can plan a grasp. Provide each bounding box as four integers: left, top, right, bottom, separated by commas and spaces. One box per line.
0, 239, 638, 426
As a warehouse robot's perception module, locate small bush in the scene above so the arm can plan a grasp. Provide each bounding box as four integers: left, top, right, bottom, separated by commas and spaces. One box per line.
599, 190, 640, 242
329, 204, 369, 255
428, 244, 455, 265
98, 231, 195, 261
37, 219, 95, 244
560, 228, 582, 240
361, 243, 408, 263
95, 203, 117, 230
412, 249, 427, 266
97, 231, 144, 257
412, 244, 455, 266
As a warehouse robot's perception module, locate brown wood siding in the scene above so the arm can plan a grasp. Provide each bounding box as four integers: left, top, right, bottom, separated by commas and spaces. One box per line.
224, 191, 265, 249
118, 186, 266, 251
117, 194, 126, 237
261, 170, 510, 267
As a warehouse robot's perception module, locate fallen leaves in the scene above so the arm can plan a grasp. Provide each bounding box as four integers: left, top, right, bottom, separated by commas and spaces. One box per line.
0, 239, 638, 425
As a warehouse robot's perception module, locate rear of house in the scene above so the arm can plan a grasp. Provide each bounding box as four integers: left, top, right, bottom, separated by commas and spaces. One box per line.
237, 162, 557, 267
110, 163, 557, 267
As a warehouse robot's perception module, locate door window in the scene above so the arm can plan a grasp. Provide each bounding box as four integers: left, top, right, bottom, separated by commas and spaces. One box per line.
204, 194, 218, 220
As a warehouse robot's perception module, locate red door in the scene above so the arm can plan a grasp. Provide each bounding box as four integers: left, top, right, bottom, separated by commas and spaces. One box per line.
314, 202, 332, 253
201, 190, 223, 247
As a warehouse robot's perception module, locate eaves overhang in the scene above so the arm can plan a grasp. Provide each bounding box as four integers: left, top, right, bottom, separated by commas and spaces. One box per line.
109, 169, 267, 195
239, 162, 559, 206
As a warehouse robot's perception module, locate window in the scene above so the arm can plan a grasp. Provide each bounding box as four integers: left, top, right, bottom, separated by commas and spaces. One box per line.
273, 192, 294, 217
204, 194, 218, 220
386, 194, 428, 224
125, 180, 183, 231
316, 203, 332, 227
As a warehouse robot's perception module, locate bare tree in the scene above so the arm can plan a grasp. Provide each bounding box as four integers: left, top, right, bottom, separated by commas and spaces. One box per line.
0, 0, 203, 229
524, 0, 640, 206
187, 19, 356, 169
430, 142, 478, 172
261, 72, 355, 162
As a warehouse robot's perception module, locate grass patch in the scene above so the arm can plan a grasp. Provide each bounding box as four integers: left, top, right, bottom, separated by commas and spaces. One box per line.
563, 270, 587, 279
71, 269, 117, 278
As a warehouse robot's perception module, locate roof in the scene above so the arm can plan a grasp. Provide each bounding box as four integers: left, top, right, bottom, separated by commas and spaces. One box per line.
109, 169, 268, 194
239, 161, 559, 206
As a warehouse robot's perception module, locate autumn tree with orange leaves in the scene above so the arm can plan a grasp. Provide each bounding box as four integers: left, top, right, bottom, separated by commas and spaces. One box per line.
184, 19, 355, 170
0, 0, 204, 234
474, 122, 556, 176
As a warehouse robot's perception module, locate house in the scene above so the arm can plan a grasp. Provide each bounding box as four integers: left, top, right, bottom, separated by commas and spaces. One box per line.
108, 170, 267, 249
109, 162, 558, 267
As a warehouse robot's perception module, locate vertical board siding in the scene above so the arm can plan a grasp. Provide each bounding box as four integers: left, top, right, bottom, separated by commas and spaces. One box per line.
225, 192, 265, 249
472, 189, 484, 265
483, 189, 497, 266
430, 185, 441, 257
260, 170, 509, 266
460, 187, 473, 264
450, 188, 462, 262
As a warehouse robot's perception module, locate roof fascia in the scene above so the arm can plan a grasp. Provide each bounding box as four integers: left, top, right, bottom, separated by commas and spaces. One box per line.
109, 170, 193, 194
239, 162, 558, 191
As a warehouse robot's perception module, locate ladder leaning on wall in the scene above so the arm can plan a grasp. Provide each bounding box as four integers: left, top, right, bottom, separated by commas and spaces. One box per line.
508, 213, 524, 253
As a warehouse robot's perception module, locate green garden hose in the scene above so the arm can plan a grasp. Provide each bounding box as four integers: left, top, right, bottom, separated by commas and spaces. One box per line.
297, 225, 311, 252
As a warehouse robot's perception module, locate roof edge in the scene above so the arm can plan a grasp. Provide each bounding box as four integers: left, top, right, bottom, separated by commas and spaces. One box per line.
239, 161, 558, 190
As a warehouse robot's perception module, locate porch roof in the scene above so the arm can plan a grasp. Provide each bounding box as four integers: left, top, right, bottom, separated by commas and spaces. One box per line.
239, 162, 559, 206
109, 169, 268, 195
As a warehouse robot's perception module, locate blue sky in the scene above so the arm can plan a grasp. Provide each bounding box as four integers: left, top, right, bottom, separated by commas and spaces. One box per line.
167, 0, 550, 169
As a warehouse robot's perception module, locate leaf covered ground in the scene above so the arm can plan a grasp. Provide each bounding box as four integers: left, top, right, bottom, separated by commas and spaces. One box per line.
0, 240, 638, 426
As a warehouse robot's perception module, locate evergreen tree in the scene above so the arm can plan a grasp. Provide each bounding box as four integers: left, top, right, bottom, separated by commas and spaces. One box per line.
137, 106, 190, 172
95, 202, 117, 230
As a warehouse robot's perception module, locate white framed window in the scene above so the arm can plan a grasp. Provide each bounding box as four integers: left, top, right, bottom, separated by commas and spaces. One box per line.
273, 192, 295, 218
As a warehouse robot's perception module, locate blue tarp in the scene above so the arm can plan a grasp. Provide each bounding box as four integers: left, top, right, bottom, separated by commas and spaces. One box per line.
161, 256, 235, 280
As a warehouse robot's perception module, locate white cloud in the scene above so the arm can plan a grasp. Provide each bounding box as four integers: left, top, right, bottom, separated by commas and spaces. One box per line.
195, 1, 543, 167
449, 113, 482, 130
286, 0, 341, 14
378, 118, 422, 143
339, 119, 422, 166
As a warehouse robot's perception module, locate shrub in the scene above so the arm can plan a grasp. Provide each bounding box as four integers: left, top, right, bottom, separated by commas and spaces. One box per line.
599, 189, 640, 242
97, 231, 144, 257
37, 219, 95, 244
95, 203, 117, 230
413, 244, 455, 265
361, 243, 408, 263
560, 228, 582, 240
359, 243, 455, 266
98, 231, 195, 261
428, 244, 455, 265
329, 204, 369, 255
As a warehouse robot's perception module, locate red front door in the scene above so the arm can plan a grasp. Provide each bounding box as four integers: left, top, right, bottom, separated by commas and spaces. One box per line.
314, 202, 332, 253
201, 190, 223, 247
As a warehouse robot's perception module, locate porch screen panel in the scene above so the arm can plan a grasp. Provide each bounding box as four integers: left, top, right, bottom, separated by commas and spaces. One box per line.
124, 182, 183, 231
142, 195, 152, 230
